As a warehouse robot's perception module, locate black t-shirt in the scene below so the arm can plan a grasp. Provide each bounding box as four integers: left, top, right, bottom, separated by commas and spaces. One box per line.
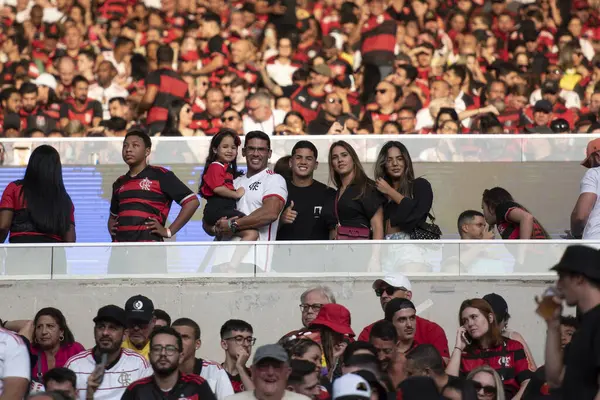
277, 180, 335, 240
334, 182, 385, 229
561, 304, 600, 400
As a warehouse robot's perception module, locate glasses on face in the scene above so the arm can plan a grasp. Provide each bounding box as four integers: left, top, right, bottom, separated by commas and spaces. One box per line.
225, 335, 257, 346
150, 345, 179, 355
472, 381, 497, 395
376, 89, 388, 94
375, 286, 406, 297
221, 116, 238, 122
327, 98, 342, 104
300, 303, 323, 313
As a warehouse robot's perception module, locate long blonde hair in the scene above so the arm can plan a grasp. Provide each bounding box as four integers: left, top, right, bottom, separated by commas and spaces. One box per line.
467, 365, 506, 400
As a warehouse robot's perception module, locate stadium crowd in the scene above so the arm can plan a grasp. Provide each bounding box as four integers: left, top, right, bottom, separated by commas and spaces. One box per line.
1, 244, 599, 400
1, 0, 600, 136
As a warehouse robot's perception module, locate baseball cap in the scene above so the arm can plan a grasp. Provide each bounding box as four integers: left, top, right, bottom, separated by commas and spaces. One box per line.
332, 374, 372, 400
534, 100, 553, 113
551, 245, 600, 281
541, 80, 560, 95
33, 73, 58, 91
311, 64, 332, 78
309, 304, 355, 337
483, 293, 509, 323
372, 274, 412, 291
93, 305, 126, 327
582, 138, 600, 168
125, 295, 155, 323
253, 344, 289, 365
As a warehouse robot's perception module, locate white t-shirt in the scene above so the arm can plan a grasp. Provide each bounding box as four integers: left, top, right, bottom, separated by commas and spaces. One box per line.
0, 328, 30, 396
243, 110, 286, 136
65, 349, 153, 400
212, 168, 287, 272
226, 390, 309, 400
198, 359, 234, 400
88, 83, 129, 120
581, 167, 600, 239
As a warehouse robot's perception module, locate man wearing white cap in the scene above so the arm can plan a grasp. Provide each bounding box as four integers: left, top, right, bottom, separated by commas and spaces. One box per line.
357, 274, 449, 360
32, 73, 61, 121
332, 374, 371, 400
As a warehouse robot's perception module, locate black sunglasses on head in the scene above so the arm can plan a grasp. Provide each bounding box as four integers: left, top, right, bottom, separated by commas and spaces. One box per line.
375, 286, 406, 297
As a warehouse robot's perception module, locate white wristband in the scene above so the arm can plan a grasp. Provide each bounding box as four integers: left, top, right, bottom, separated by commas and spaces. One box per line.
166, 228, 172, 238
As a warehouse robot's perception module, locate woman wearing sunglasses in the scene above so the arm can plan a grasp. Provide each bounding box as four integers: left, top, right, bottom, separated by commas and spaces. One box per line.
467, 365, 506, 400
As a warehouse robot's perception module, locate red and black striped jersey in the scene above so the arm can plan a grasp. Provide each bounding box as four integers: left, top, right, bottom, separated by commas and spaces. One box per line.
193, 110, 223, 136
122, 373, 217, 400
459, 339, 534, 398
0, 180, 74, 243
290, 85, 326, 124
199, 35, 230, 83
59, 98, 102, 127
110, 166, 196, 242
145, 68, 189, 125
227, 64, 260, 86
360, 13, 397, 65
223, 367, 251, 393
42, 103, 61, 121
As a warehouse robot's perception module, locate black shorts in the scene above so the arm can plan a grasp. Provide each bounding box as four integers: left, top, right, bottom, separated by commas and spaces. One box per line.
203, 196, 245, 226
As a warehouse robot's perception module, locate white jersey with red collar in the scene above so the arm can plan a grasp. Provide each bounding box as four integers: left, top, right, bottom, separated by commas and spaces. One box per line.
65, 348, 152, 400
0, 328, 30, 396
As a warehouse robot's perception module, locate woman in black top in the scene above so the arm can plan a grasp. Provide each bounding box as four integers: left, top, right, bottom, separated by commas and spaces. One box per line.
375, 141, 433, 239
328, 140, 384, 240
374, 141, 436, 272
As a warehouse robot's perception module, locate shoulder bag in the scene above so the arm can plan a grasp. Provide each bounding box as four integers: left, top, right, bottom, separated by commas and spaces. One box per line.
410, 213, 442, 240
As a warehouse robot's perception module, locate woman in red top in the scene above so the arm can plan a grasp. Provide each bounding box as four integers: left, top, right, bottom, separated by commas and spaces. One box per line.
26, 307, 85, 382
0, 145, 75, 243
446, 299, 534, 398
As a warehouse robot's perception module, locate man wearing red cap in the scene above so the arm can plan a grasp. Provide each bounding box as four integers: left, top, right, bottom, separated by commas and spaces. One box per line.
571, 138, 600, 239
357, 274, 449, 360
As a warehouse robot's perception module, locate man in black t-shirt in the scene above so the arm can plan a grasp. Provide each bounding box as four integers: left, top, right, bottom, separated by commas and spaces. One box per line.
278, 140, 335, 241
542, 245, 600, 400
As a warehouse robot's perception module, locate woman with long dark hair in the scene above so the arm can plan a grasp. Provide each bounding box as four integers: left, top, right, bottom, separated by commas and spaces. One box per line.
446, 299, 533, 399
160, 99, 202, 137
25, 307, 84, 382
481, 187, 550, 240
0, 145, 75, 243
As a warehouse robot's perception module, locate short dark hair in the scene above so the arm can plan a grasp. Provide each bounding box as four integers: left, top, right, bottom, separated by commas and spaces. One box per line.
172, 317, 201, 340
397, 64, 418, 83
125, 129, 152, 149
153, 309, 171, 326
20, 82, 38, 95
79, 49, 96, 63
244, 130, 271, 149
369, 320, 398, 343
150, 326, 183, 351
202, 11, 221, 25
343, 341, 377, 365
220, 319, 253, 339
157, 45, 175, 64
115, 36, 134, 49
445, 64, 467, 85
560, 315, 579, 329
457, 210, 484, 235
288, 360, 318, 385
109, 97, 127, 106
43, 367, 77, 389
398, 106, 416, 117
72, 75, 89, 87
385, 298, 416, 322
291, 140, 318, 159
230, 77, 248, 90
405, 344, 445, 375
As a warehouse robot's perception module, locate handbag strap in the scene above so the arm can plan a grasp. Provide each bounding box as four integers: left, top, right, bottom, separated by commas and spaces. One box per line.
334, 192, 341, 226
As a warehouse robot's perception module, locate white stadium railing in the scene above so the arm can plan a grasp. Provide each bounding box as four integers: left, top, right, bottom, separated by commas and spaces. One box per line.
0, 240, 589, 279
1, 134, 599, 165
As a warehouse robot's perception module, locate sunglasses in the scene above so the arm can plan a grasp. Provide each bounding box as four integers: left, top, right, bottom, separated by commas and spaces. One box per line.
472, 381, 497, 395
221, 116, 237, 122
328, 98, 342, 104
374, 286, 406, 297
376, 89, 388, 94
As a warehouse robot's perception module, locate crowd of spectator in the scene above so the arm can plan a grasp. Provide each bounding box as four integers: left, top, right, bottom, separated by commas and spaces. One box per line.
2, 0, 600, 137
2, 244, 599, 400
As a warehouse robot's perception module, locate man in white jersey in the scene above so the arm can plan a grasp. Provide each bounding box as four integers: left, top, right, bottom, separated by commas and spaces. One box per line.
65, 305, 152, 400
572, 138, 600, 239
0, 328, 30, 399
213, 130, 287, 271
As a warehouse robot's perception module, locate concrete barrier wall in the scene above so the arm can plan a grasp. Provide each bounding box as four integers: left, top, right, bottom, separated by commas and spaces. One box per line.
1, 276, 560, 365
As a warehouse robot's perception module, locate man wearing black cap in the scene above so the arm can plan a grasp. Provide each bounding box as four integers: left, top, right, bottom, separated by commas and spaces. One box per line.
65, 305, 152, 400
542, 245, 600, 399
122, 295, 155, 360
524, 80, 577, 129
225, 344, 309, 400
289, 64, 329, 124
384, 298, 419, 354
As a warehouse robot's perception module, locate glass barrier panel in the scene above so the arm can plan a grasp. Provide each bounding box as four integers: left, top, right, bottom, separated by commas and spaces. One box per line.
0, 247, 53, 279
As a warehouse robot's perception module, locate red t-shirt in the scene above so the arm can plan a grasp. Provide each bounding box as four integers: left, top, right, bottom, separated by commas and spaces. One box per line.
200, 162, 235, 198
358, 316, 449, 358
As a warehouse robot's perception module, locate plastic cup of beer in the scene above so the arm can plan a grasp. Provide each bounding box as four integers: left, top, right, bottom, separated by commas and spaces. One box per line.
536, 287, 561, 320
